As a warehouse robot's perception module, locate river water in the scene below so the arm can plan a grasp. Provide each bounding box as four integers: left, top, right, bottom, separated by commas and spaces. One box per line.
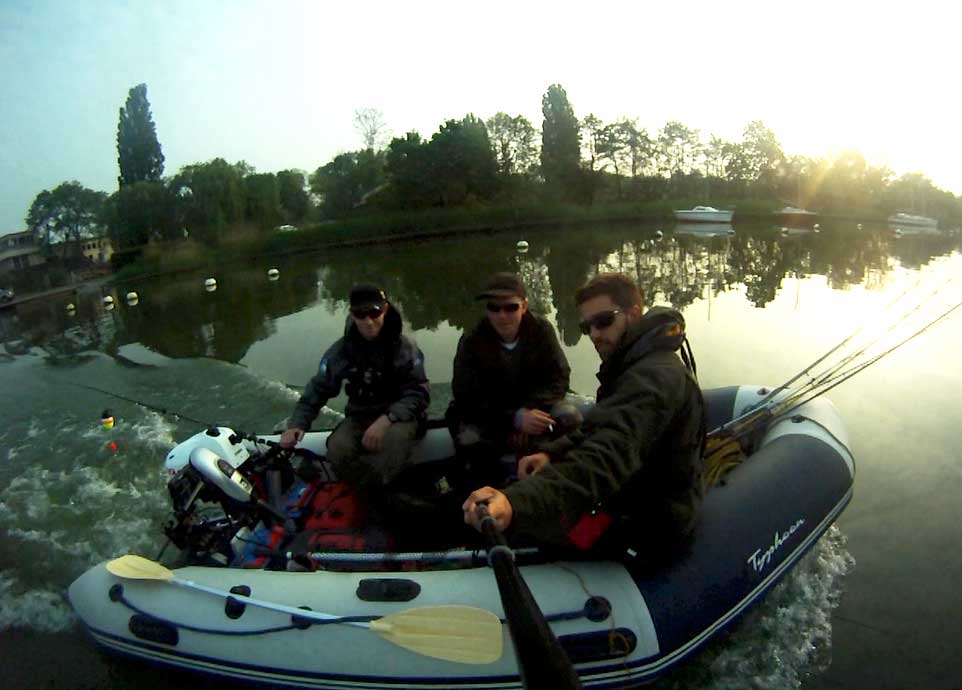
1, 220, 960, 689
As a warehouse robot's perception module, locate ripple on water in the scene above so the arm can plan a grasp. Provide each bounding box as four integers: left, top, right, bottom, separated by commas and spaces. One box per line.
0, 573, 75, 633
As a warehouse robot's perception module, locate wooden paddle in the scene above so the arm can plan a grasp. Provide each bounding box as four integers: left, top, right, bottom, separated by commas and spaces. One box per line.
478, 507, 583, 690
106, 555, 502, 664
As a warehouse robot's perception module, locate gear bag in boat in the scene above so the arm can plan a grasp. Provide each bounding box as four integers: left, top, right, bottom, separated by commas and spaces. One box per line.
233, 479, 392, 569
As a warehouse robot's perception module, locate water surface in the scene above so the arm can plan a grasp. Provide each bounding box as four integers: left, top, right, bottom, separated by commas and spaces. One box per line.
2, 220, 960, 689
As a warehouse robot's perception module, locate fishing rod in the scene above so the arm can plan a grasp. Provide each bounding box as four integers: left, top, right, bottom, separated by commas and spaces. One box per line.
779, 296, 962, 414
708, 279, 959, 440
705, 291, 962, 467
788, 277, 955, 400
752, 274, 926, 410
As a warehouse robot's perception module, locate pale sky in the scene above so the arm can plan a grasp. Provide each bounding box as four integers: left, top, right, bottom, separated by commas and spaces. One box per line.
1, 0, 958, 232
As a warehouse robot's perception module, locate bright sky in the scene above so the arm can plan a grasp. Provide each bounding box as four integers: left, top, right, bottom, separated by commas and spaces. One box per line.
1, 0, 958, 231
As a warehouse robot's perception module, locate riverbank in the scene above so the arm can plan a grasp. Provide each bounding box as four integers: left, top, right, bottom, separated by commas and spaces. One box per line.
108, 199, 875, 285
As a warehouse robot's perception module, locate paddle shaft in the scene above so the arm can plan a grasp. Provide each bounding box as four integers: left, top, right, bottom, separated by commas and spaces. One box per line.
480, 512, 583, 690
167, 575, 368, 628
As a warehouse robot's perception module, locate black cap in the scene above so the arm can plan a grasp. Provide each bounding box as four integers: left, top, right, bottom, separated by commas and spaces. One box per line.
349, 283, 387, 309
476, 272, 526, 300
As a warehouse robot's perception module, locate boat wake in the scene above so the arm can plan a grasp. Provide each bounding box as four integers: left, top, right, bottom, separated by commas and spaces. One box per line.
655, 525, 855, 690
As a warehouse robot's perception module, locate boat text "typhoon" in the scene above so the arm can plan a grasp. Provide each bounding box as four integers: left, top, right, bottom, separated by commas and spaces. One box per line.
747, 518, 806, 573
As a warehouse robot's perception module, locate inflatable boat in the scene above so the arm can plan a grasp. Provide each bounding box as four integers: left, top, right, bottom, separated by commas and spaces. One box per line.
68, 385, 855, 689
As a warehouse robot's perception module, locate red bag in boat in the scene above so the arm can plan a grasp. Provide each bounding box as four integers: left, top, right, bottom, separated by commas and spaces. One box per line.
295, 481, 394, 563
302, 482, 367, 531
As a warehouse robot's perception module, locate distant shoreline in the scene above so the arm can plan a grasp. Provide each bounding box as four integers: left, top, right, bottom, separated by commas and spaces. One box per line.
1, 202, 930, 304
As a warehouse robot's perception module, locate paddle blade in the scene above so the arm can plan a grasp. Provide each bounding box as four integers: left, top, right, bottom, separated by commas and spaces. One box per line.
106, 555, 175, 581
369, 605, 503, 664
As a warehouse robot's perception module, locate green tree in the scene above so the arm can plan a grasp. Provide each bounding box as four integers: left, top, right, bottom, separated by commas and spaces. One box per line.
103, 180, 177, 249
427, 114, 498, 206
740, 121, 783, 196
540, 84, 581, 200
276, 170, 310, 222
311, 149, 386, 217
171, 159, 246, 244
26, 181, 107, 261
117, 83, 165, 187
385, 132, 432, 210
486, 112, 539, 176
244, 173, 282, 228
656, 121, 701, 177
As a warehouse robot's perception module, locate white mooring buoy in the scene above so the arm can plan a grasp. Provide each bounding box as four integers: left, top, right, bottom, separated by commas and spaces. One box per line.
204, 278, 217, 292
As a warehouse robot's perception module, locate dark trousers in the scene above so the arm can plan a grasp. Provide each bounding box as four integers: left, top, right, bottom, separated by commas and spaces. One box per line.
325, 416, 419, 491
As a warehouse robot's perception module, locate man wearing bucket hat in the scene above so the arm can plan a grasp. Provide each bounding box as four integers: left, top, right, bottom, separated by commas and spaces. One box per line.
447, 272, 578, 488
280, 283, 430, 495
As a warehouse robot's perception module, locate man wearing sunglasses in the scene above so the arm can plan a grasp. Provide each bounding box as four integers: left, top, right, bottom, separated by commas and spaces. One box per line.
463, 273, 705, 561
280, 284, 429, 500
448, 272, 577, 488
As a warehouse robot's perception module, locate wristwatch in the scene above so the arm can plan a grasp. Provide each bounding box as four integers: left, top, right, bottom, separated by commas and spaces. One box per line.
386, 411, 400, 423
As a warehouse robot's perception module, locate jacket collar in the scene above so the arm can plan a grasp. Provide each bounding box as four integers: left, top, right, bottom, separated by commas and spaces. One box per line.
599, 306, 687, 378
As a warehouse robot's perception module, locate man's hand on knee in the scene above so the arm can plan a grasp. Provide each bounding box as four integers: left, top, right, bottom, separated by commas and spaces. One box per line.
361, 414, 392, 453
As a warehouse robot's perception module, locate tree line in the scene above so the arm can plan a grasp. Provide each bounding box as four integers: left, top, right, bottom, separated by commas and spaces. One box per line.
24, 83, 962, 266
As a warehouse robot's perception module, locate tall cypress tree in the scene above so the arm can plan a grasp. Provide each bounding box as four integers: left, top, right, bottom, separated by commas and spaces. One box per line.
117, 83, 165, 187
540, 84, 581, 200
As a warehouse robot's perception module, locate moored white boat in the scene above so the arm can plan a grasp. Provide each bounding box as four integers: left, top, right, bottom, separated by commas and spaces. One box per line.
673, 206, 734, 223
776, 206, 818, 227
68, 385, 855, 689
887, 213, 938, 229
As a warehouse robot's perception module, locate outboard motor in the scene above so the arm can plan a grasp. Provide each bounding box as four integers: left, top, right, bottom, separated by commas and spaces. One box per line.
162, 427, 296, 563
163, 427, 264, 560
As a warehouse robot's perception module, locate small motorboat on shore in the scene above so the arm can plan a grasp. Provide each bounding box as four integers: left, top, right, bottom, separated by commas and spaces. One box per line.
68, 385, 855, 689
673, 206, 734, 223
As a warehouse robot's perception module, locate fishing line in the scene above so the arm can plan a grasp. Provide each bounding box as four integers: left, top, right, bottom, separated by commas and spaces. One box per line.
782, 296, 962, 414
67, 382, 212, 427
706, 292, 962, 460
712, 275, 956, 438
755, 274, 926, 409
788, 276, 955, 401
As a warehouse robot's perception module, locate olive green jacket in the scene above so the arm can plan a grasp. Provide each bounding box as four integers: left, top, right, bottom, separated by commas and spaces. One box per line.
504, 307, 705, 551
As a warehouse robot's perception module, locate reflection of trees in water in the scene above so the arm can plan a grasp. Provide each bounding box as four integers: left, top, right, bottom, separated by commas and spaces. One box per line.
317, 235, 546, 333
113, 262, 320, 362
13, 221, 960, 363
887, 232, 959, 271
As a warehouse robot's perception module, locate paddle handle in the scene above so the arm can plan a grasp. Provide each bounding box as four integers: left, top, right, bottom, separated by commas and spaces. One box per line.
478, 507, 583, 690
169, 576, 368, 628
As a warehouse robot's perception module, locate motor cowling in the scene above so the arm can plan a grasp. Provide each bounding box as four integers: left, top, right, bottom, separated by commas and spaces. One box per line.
165, 427, 251, 478
189, 446, 254, 503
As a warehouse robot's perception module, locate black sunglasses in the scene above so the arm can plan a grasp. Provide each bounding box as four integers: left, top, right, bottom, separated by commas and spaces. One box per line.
578, 309, 622, 335
486, 302, 522, 313
351, 304, 385, 320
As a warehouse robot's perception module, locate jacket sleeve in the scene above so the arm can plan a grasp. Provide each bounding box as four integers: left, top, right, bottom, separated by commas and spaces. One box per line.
387, 341, 430, 422
288, 341, 347, 430
522, 319, 570, 410
505, 360, 689, 546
